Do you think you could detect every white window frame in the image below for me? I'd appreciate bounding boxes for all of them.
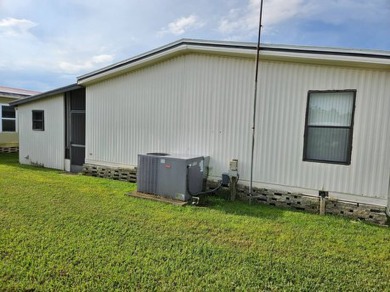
[0,103,17,133]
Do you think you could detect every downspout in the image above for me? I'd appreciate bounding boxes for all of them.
[249,0,265,203]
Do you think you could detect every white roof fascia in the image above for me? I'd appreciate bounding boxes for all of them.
[261,49,390,68]
[78,44,190,85]
[10,84,82,107]
[77,39,390,85]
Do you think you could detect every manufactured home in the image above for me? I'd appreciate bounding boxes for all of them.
[11,39,390,224]
[0,86,39,153]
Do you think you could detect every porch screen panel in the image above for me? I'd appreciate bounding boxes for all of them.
[71,113,85,145]
[71,146,85,166]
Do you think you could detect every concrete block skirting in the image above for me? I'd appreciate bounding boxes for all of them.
[233,184,388,226]
[82,164,137,183]
[239,185,320,213]
[0,146,19,153]
[82,163,388,226]
[325,199,387,225]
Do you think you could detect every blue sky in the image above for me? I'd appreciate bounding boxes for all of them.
[1,0,389,92]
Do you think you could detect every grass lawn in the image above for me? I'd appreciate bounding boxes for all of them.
[1,153,389,291]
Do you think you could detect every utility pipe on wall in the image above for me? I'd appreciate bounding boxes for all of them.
[249,0,265,203]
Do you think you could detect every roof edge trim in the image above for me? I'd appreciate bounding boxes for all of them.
[77,39,390,85]
[10,84,83,106]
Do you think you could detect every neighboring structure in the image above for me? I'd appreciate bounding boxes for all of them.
[11,39,390,224]
[0,86,39,152]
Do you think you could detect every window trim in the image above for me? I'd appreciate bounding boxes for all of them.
[0,104,17,133]
[303,89,357,165]
[32,110,45,131]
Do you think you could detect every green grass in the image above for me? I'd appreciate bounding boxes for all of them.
[1,153,389,291]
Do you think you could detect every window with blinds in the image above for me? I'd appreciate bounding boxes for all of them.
[303,90,356,164]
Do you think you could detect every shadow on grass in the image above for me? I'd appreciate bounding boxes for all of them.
[0,152,58,173]
[204,193,289,220]
[205,192,389,228]
[0,153,301,222]
[0,152,19,164]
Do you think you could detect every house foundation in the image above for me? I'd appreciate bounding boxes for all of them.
[0,146,19,153]
[234,184,388,226]
[82,163,388,226]
[82,163,136,182]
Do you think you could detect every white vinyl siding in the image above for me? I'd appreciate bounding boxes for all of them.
[18,95,65,170]
[85,53,390,205]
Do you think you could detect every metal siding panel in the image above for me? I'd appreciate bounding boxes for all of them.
[86,54,390,202]
[86,54,254,178]
[18,95,65,170]
[254,61,390,200]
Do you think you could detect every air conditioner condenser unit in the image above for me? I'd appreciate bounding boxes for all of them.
[137,153,208,201]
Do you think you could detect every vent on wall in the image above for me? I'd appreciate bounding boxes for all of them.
[137,153,206,201]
